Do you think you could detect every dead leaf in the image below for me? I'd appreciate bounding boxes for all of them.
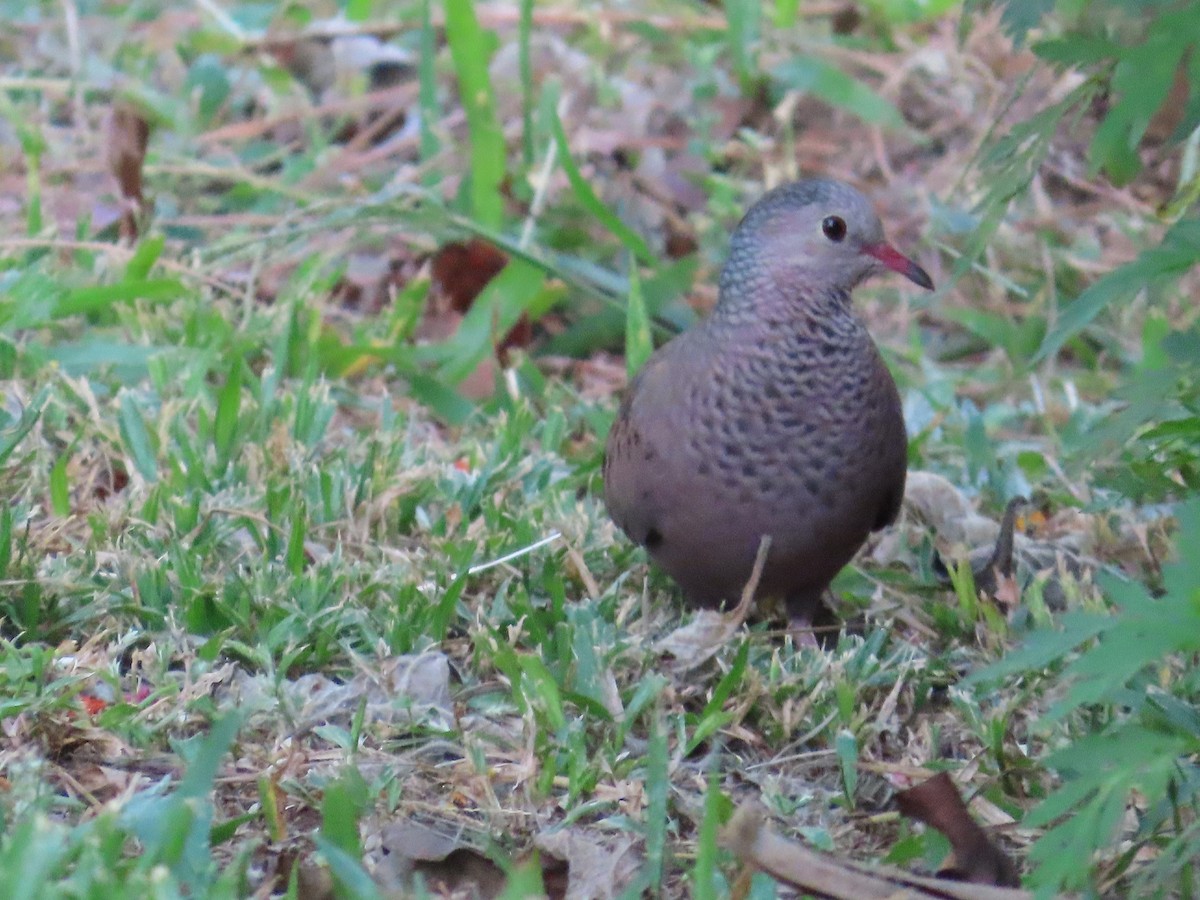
[429,238,509,316]
[376,820,507,897]
[904,470,999,547]
[225,651,453,730]
[534,827,642,899]
[102,100,150,242]
[273,24,414,101]
[895,772,1020,887]
[268,22,415,147]
[63,762,137,804]
[420,238,534,398]
[992,571,1022,609]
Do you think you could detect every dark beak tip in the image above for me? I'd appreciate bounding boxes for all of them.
[910,265,935,292]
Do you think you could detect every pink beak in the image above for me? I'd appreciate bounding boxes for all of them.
[863,243,934,290]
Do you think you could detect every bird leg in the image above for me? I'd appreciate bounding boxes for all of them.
[786,618,822,650]
[786,590,842,650]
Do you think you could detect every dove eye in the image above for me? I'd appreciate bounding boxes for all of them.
[822,216,847,242]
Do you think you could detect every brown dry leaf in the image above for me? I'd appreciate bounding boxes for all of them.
[102,100,150,242]
[903,470,999,548]
[22,705,132,769]
[375,820,507,897]
[272,26,413,101]
[429,238,509,317]
[534,828,641,900]
[554,353,627,402]
[895,772,1020,888]
[992,570,1022,610]
[654,610,740,668]
[960,497,1024,605]
[63,762,139,803]
[420,238,534,399]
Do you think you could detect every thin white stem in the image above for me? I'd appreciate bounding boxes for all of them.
[466,531,562,576]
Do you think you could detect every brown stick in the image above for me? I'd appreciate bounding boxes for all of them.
[722,802,1042,900]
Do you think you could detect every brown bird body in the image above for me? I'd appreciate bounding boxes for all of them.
[603,179,933,628]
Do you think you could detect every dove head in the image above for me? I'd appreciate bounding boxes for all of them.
[716,178,932,319]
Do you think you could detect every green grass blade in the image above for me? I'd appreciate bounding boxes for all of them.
[313,837,381,900]
[320,767,369,862]
[836,729,859,805]
[692,773,725,900]
[1035,217,1200,363]
[124,235,165,279]
[49,450,70,516]
[518,0,535,167]
[723,0,760,92]
[213,360,242,473]
[772,57,906,129]
[286,497,307,576]
[444,0,505,229]
[418,0,441,175]
[56,278,188,318]
[643,706,669,894]
[0,385,50,467]
[118,391,158,482]
[403,372,476,425]
[178,713,242,798]
[625,261,653,378]
[551,111,655,265]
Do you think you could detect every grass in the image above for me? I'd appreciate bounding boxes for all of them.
[1,0,1198,896]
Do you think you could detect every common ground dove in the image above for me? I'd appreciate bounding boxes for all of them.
[603,178,933,633]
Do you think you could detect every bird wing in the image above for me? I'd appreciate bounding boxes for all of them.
[873,476,905,531]
[603,334,705,546]
[869,351,908,531]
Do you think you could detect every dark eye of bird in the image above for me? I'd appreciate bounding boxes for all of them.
[822,216,847,242]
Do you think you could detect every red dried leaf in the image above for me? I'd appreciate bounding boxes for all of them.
[92,461,129,501]
[429,238,509,315]
[422,238,535,394]
[79,694,108,716]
